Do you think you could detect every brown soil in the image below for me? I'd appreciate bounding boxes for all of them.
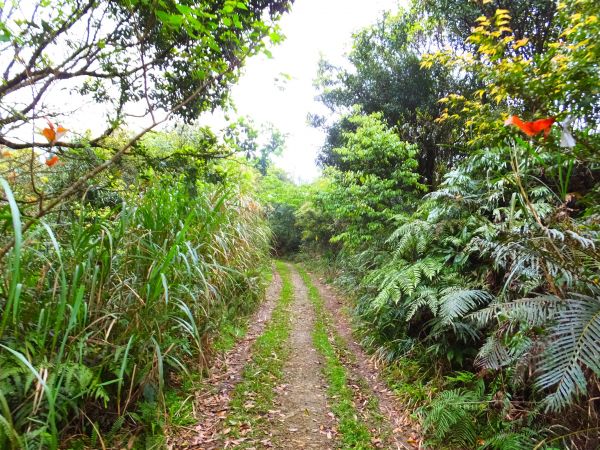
[268,264,335,449]
[306,271,423,450]
[169,269,282,449]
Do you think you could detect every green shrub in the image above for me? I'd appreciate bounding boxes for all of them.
[0,175,270,448]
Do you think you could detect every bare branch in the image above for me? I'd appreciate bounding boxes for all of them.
[0,66,232,259]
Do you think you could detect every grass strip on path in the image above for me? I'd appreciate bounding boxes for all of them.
[297,265,375,449]
[223,260,294,446]
[164,262,279,447]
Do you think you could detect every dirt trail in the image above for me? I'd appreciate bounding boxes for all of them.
[307,271,422,449]
[177,263,421,449]
[269,265,334,449]
[171,269,282,449]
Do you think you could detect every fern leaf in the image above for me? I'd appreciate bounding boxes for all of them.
[476,335,512,369]
[537,292,600,411]
[422,388,479,448]
[439,289,493,324]
[470,296,563,327]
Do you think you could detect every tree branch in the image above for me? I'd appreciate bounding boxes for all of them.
[0,69,231,260]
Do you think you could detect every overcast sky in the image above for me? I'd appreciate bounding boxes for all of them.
[211,0,405,183]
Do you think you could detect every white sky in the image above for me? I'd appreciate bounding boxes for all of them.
[209,0,404,183]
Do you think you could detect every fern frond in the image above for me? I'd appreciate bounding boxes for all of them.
[470,296,563,327]
[481,428,540,450]
[439,289,493,325]
[537,292,600,411]
[565,230,596,250]
[476,335,512,370]
[422,388,480,448]
[406,287,440,320]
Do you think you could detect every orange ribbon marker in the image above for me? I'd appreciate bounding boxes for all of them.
[41,120,68,144]
[45,155,59,167]
[504,115,556,137]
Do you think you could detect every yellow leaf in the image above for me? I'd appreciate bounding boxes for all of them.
[575,38,591,48]
[495,10,511,20]
[513,38,529,49]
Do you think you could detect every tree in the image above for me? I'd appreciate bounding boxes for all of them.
[422,2,600,153]
[225,117,285,175]
[314,11,458,187]
[314,0,565,187]
[0,0,292,257]
[413,0,559,57]
[313,111,425,249]
[0,0,292,133]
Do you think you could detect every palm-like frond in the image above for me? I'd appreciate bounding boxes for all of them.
[476,335,513,370]
[469,290,600,411]
[537,291,600,411]
[470,296,564,327]
[439,288,493,325]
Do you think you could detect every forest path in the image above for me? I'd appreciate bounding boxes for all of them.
[176,262,421,449]
[268,265,335,449]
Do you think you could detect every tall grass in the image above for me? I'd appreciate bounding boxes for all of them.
[0,176,270,448]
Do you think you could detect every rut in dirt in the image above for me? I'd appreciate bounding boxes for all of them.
[170,268,282,449]
[307,271,421,449]
[175,263,420,449]
[269,264,334,449]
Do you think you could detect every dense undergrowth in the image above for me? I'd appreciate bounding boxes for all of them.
[0,171,271,448]
[267,0,600,448]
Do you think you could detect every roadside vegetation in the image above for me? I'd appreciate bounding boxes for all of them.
[267,0,600,448]
[0,1,292,447]
[0,149,274,448]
